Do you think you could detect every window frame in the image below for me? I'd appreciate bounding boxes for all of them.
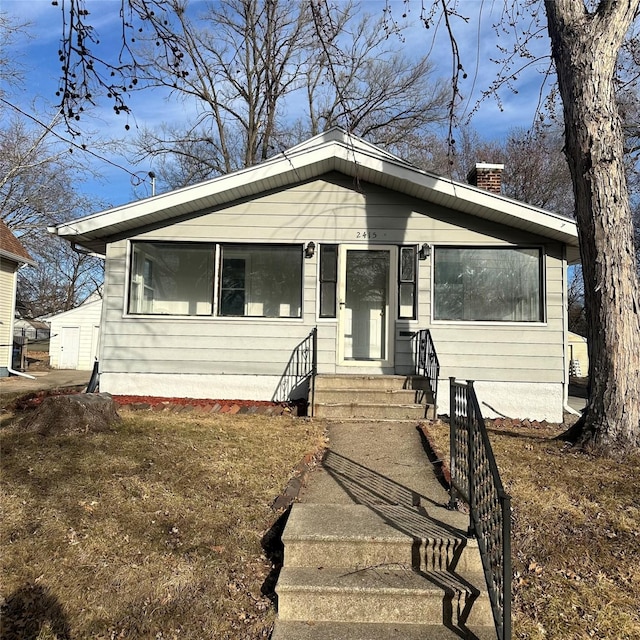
[129,248,156,314]
[217,243,304,319]
[127,241,216,317]
[398,245,417,320]
[431,244,546,325]
[318,243,338,319]
[125,240,305,320]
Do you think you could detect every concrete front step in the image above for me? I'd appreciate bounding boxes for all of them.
[271,620,498,640]
[283,504,482,573]
[315,374,430,392]
[276,566,493,627]
[314,402,427,420]
[315,388,421,405]
[314,375,435,420]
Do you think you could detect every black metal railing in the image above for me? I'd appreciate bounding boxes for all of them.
[449,378,512,640]
[273,328,318,413]
[414,329,440,406]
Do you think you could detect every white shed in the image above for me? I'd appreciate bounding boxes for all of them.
[49,299,102,370]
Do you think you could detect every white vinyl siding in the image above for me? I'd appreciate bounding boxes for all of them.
[49,300,102,371]
[0,261,18,373]
[99,173,567,388]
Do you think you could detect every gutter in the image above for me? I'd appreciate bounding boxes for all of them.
[46,227,106,259]
[70,242,105,260]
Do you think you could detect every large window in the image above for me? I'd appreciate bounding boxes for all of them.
[129,242,214,315]
[218,245,302,317]
[128,242,302,318]
[434,246,543,322]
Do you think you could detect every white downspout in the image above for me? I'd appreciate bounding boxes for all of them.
[7,366,35,380]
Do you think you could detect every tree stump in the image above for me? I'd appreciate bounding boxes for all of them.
[19,393,121,436]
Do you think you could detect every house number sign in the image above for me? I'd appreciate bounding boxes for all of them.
[355,231,378,239]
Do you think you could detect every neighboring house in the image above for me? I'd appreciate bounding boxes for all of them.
[51,129,580,421]
[0,220,36,377]
[13,318,51,342]
[48,298,102,371]
[568,331,589,378]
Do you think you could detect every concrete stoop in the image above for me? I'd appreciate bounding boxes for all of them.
[273,503,497,640]
[313,375,435,421]
[271,621,498,640]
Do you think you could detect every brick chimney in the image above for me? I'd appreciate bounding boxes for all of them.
[467,163,504,195]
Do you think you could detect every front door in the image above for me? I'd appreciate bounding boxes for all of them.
[338,245,396,367]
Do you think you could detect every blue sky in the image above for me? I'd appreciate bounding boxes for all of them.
[2,0,554,213]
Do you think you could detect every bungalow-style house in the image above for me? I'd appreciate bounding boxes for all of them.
[50,129,579,421]
[0,220,36,377]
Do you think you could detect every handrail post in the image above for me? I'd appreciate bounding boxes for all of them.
[310,327,317,417]
[502,493,512,640]
[448,376,457,510]
[466,380,476,537]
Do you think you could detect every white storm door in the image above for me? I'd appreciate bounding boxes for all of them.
[60,326,80,369]
[338,246,395,367]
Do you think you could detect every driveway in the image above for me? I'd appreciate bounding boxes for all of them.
[0,369,91,396]
[567,395,587,413]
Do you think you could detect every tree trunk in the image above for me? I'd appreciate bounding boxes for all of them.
[545,0,640,454]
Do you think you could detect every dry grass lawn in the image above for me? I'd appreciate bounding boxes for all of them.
[425,419,640,640]
[1,406,326,640]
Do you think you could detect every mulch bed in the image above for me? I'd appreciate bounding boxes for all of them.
[114,395,300,416]
[6,389,304,416]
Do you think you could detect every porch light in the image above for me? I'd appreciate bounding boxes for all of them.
[418,243,431,260]
[305,241,316,258]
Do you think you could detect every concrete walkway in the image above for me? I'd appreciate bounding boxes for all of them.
[300,420,452,511]
[0,369,91,398]
[567,395,587,413]
[273,420,497,640]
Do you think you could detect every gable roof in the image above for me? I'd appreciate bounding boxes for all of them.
[0,219,35,267]
[50,128,579,256]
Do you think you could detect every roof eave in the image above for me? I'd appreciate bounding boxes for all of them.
[52,135,579,249]
[0,248,37,267]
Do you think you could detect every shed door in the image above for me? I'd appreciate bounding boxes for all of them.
[338,246,395,367]
[60,326,80,369]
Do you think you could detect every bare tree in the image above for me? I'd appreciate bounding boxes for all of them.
[567,266,587,337]
[17,237,103,317]
[542,0,640,452]
[385,0,639,454]
[0,115,103,316]
[129,0,312,179]
[0,14,28,94]
[0,117,78,238]
[304,3,448,148]
[130,0,448,187]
